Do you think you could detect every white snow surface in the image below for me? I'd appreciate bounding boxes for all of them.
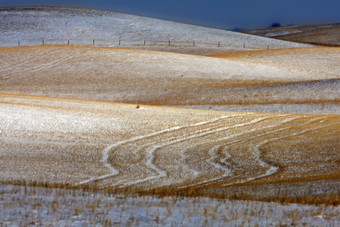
[0,6,312,49]
[1,185,339,226]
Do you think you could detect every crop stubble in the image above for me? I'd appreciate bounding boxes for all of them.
[0,94,339,204]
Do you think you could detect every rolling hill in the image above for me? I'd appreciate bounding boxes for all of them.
[0,6,312,54]
[243,23,340,46]
[1,93,339,204]
[0,46,339,114]
[0,5,339,225]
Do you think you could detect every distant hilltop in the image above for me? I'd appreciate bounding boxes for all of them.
[243,23,340,46]
[0,6,311,50]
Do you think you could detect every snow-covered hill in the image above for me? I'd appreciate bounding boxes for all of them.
[0,6,312,50]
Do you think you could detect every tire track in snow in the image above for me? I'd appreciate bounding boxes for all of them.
[95,114,259,188]
[0,48,52,76]
[76,114,240,186]
[177,116,300,189]
[178,115,325,189]
[114,116,270,189]
[77,114,331,191]
[197,145,233,183]
[219,117,331,187]
[24,49,77,74]
[78,113,283,187]
[81,114,279,188]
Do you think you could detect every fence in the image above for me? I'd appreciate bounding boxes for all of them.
[0,39,273,50]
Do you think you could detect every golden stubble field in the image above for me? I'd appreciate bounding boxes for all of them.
[0,42,339,226]
[1,93,339,204]
[0,46,339,114]
[0,7,339,224]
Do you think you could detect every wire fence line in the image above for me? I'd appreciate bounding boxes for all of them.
[0,38,272,50]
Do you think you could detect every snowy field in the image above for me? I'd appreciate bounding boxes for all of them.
[0,6,312,53]
[1,94,339,202]
[1,46,339,114]
[1,185,339,226]
[171,103,340,114]
[0,5,339,226]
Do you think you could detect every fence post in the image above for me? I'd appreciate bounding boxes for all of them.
[42,39,44,46]
[168,40,170,46]
[18,41,20,47]
[218,42,220,47]
[243,43,245,48]
[144,40,146,45]
[119,40,121,45]
[93,40,95,46]
[68,40,70,46]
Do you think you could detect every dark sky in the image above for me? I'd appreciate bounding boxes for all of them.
[1,0,340,29]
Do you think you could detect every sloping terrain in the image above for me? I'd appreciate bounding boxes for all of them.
[243,23,340,46]
[0,6,312,54]
[0,46,339,114]
[210,47,340,73]
[1,94,339,204]
[1,5,339,225]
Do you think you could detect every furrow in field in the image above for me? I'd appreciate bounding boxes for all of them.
[21,49,77,75]
[81,115,293,189]
[76,114,240,186]
[177,116,325,189]
[0,49,51,76]
[1,94,339,202]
